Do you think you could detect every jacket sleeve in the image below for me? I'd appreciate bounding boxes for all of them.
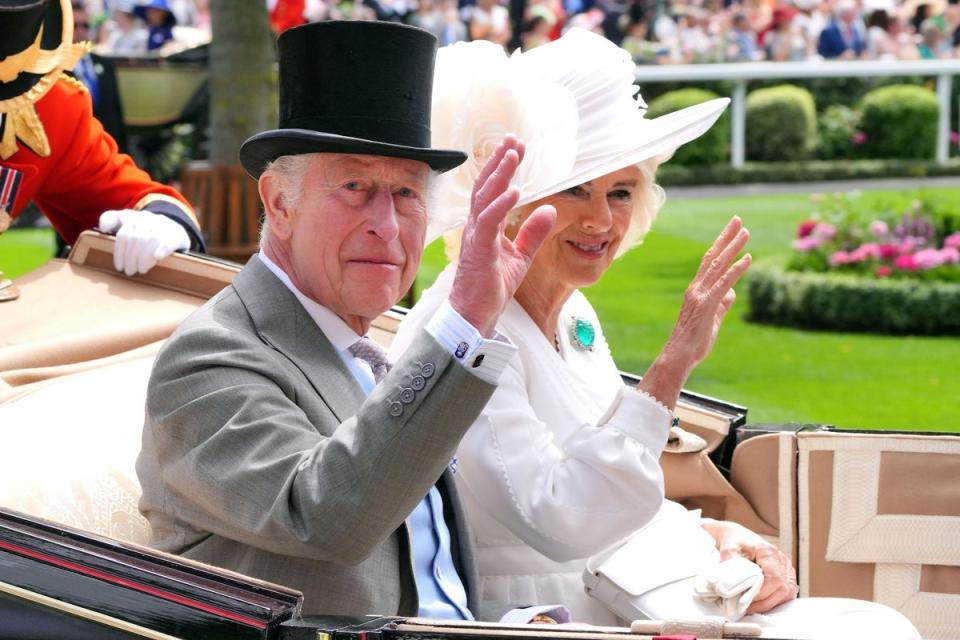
[454,354,671,563]
[32,80,205,250]
[140,324,495,564]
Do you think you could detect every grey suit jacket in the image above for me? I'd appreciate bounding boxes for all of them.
[137,256,496,616]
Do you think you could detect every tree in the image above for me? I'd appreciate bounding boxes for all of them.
[209,0,276,166]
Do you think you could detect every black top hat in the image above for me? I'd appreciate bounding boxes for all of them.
[239,21,467,178]
[0,0,69,102]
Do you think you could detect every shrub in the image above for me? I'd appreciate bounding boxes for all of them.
[858,85,938,160]
[747,259,960,335]
[745,84,817,162]
[647,88,730,166]
[817,105,860,161]
[655,158,960,187]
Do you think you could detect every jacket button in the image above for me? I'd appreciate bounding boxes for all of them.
[421,362,435,378]
[388,401,403,417]
[411,375,425,391]
[399,387,415,404]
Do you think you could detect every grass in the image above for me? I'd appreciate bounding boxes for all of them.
[417,188,960,432]
[0,229,56,279]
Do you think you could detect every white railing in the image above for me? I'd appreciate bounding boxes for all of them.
[636,59,960,167]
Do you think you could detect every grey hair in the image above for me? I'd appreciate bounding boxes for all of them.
[259,154,315,249]
[442,155,666,262]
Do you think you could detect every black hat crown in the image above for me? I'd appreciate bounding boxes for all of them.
[239,21,466,178]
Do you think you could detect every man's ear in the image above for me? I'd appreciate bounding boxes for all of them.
[259,173,293,241]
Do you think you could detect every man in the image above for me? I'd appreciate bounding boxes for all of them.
[71,0,129,151]
[817,0,864,59]
[1,0,204,276]
[137,20,557,619]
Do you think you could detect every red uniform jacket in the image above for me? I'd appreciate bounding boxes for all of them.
[2,79,204,250]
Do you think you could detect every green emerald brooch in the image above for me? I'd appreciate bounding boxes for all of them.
[569,317,596,351]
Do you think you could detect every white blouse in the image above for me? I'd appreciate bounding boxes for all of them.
[391,265,672,623]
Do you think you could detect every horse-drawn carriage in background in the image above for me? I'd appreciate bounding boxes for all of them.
[0,233,957,639]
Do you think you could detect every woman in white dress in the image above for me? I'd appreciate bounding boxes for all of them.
[393,29,920,640]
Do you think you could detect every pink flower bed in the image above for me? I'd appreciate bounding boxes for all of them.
[788,194,960,282]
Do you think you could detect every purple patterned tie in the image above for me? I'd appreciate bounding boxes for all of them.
[348,336,391,384]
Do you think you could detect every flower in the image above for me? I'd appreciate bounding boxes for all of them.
[894,254,919,271]
[939,247,959,264]
[879,244,899,259]
[869,220,888,239]
[875,265,891,278]
[796,219,818,238]
[945,233,960,250]
[913,248,944,270]
[813,222,836,239]
[792,235,824,252]
[849,243,880,262]
[851,131,867,146]
[951,130,960,146]
[829,250,851,266]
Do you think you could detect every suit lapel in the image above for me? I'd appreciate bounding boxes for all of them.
[232,255,367,424]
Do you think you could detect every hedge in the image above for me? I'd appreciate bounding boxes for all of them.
[647,88,730,166]
[656,158,960,187]
[746,259,960,335]
[745,85,817,162]
[858,85,938,160]
[816,104,860,161]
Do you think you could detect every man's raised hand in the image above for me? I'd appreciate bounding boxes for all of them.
[449,135,556,336]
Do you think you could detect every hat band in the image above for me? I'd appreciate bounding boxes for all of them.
[0,27,44,83]
[282,114,432,150]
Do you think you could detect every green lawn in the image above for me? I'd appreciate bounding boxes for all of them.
[417,188,960,432]
[0,228,57,279]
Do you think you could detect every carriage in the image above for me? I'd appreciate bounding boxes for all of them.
[0,233,957,639]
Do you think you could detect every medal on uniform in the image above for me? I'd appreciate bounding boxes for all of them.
[0,165,24,233]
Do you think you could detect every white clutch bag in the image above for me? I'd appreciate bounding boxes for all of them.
[583,502,761,622]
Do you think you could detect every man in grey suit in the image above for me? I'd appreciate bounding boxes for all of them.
[137,20,558,619]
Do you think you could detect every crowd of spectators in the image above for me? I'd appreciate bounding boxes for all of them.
[75,0,211,56]
[77,0,959,62]
[269,0,960,63]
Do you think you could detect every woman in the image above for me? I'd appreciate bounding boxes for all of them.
[393,30,921,639]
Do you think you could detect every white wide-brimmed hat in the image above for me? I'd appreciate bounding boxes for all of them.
[427,28,729,243]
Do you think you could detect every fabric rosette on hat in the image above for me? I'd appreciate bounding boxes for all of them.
[428,28,729,255]
[427,39,579,243]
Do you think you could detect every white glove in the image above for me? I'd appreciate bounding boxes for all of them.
[693,556,764,621]
[98,209,191,275]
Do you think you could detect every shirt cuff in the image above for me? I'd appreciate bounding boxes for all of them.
[425,300,516,385]
[498,604,572,625]
[601,387,673,455]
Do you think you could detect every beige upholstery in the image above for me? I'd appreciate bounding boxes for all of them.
[798,431,960,640]
[0,232,237,404]
[0,356,155,544]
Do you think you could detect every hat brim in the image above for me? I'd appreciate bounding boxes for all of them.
[517,97,730,206]
[239,130,468,179]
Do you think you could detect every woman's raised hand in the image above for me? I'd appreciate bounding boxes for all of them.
[639,216,750,409]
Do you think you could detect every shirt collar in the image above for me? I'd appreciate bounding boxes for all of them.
[258,250,361,353]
